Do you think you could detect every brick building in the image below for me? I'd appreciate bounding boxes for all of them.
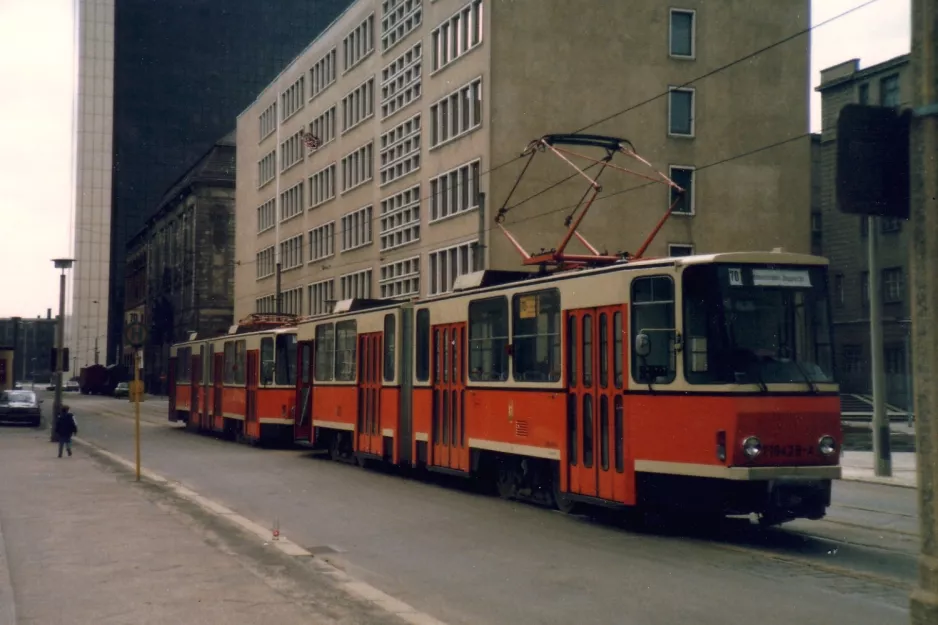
[815,55,912,409]
[124,134,237,394]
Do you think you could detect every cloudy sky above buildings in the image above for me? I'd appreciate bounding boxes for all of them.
[0,0,912,318]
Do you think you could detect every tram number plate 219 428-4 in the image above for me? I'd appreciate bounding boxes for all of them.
[763,444,814,458]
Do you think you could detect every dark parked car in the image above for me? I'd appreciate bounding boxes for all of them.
[0,390,42,427]
[113,382,129,398]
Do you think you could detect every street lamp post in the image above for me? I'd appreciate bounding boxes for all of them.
[51,258,74,441]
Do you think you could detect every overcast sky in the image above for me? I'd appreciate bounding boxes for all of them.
[0,0,912,318]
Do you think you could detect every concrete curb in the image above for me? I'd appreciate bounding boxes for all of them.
[72,436,448,625]
[841,474,918,489]
[0,515,18,625]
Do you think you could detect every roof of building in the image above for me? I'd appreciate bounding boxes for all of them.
[126,132,236,251]
[816,54,910,93]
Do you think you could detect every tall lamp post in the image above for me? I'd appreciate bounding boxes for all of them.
[51,258,74,440]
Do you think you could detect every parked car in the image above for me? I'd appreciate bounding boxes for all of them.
[45,382,56,391]
[113,382,129,398]
[64,381,80,392]
[0,390,42,427]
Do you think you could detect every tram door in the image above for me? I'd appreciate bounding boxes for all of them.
[202,346,213,430]
[295,340,314,443]
[431,323,468,471]
[213,352,224,431]
[190,353,202,428]
[245,350,259,439]
[356,333,383,456]
[565,306,632,504]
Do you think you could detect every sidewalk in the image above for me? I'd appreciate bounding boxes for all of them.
[840,450,918,488]
[0,429,330,625]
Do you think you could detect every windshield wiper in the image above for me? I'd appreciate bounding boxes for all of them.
[790,359,818,394]
[747,365,768,393]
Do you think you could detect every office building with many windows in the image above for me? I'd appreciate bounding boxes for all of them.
[235,0,811,320]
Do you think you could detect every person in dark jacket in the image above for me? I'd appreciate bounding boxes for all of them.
[55,405,78,458]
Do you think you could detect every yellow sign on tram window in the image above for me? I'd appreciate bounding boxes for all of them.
[518,295,538,319]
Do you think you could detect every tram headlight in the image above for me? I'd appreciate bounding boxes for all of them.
[818,435,837,456]
[742,436,762,460]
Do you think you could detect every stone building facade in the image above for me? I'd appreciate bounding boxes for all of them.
[123,134,237,394]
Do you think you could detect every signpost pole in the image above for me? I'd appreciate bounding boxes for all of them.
[134,348,141,482]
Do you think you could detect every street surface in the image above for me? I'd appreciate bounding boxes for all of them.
[20,392,922,625]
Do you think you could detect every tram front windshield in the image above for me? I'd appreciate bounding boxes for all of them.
[682,264,834,386]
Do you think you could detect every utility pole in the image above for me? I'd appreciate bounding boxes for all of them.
[50,259,74,440]
[868,216,891,476]
[910,0,938,622]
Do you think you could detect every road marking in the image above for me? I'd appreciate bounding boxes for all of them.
[72,436,449,625]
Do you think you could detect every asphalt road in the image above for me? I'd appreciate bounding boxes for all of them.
[20,392,920,625]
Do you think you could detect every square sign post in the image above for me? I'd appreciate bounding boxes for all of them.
[124,321,148,481]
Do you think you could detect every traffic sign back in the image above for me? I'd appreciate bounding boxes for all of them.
[125,322,148,348]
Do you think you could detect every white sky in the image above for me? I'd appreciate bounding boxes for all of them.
[0,0,912,318]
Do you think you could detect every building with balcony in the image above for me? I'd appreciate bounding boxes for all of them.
[234,0,812,319]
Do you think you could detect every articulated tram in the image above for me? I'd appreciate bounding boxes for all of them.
[169,250,842,525]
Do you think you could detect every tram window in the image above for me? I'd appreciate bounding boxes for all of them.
[416,309,430,382]
[599,313,609,388]
[468,296,509,381]
[275,333,297,385]
[614,312,623,388]
[511,289,561,382]
[315,324,335,381]
[583,394,594,469]
[384,314,396,382]
[567,394,577,466]
[260,338,274,384]
[300,343,311,384]
[600,395,609,471]
[177,348,190,383]
[631,276,676,384]
[234,340,246,385]
[335,320,357,381]
[614,395,624,473]
[223,341,235,384]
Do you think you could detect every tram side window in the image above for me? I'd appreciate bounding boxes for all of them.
[234,340,247,385]
[176,347,190,383]
[223,341,235,384]
[275,333,297,385]
[384,314,396,382]
[415,309,430,382]
[335,320,357,381]
[468,296,509,382]
[315,324,335,381]
[260,338,274,384]
[512,289,561,382]
[630,276,676,384]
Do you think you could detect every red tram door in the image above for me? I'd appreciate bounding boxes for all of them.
[565,307,632,504]
[202,351,211,429]
[245,350,259,439]
[213,353,224,431]
[431,323,468,471]
[356,333,383,456]
[295,340,314,442]
[190,354,201,428]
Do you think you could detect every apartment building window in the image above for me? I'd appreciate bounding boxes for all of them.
[282,287,303,315]
[380,256,420,298]
[668,244,694,257]
[309,48,337,100]
[259,102,277,141]
[858,83,870,105]
[669,9,695,58]
[841,345,863,373]
[431,0,483,73]
[428,240,478,295]
[340,269,373,299]
[380,184,420,251]
[880,74,900,107]
[429,77,482,148]
[430,159,479,222]
[256,294,276,313]
[341,205,374,252]
[308,221,335,262]
[309,163,337,207]
[257,151,277,188]
[308,279,335,316]
[309,106,336,150]
[342,77,376,133]
[380,113,421,185]
[834,273,844,307]
[281,75,306,121]
[280,129,305,172]
[381,41,422,120]
[256,246,275,280]
[280,180,304,222]
[669,166,695,215]
[883,267,904,303]
[381,0,422,53]
[280,234,304,271]
[343,13,375,72]
[257,198,276,233]
[668,87,695,137]
[341,142,374,192]
[881,217,902,233]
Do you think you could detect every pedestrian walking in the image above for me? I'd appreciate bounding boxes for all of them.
[55,404,78,458]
